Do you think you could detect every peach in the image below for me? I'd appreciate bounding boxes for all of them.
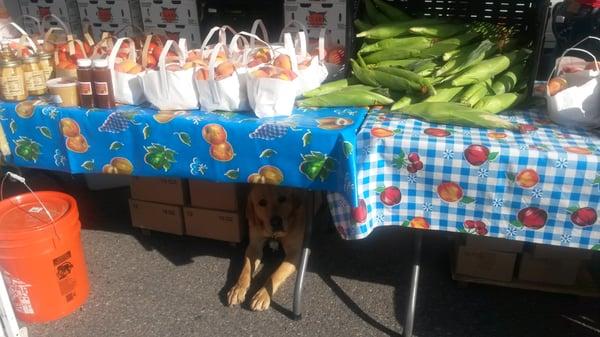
[60,118,80,137]
[110,157,133,175]
[258,165,284,185]
[209,142,234,162]
[547,77,567,96]
[66,134,89,153]
[274,54,292,70]
[182,62,195,70]
[516,168,539,189]
[115,59,137,73]
[102,164,118,174]
[252,69,269,78]
[437,182,463,203]
[129,64,143,74]
[202,124,227,145]
[215,61,235,80]
[410,217,430,229]
[195,68,209,81]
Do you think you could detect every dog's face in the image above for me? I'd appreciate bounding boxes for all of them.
[247,185,303,238]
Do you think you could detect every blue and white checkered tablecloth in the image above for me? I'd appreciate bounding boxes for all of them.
[328,107,600,251]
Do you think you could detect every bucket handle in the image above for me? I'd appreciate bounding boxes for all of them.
[1,172,55,222]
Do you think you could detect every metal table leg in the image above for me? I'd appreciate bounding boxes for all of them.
[403,230,423,337]
[292,192,314,320]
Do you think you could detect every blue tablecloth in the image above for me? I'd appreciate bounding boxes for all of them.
[328,107,600,250]
[0,99,367,194]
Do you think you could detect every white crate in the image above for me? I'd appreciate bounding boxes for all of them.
[77,0,143,40]
[19,0,82,35]
[143,23,202,49]
[139,0,199,26]
[284,1,347,47]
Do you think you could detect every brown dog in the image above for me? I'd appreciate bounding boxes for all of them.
[227,185,305,311]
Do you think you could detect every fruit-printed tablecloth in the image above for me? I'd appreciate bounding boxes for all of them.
[0,99,367,194]
[328,107,600,250]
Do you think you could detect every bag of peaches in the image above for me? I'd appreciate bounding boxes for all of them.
[246,39,299,118]
[108,37,146,105]
[285,28,328,95]
[140,40,198,110]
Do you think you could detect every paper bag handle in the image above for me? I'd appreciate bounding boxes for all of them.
[250,19,270,49]
[158,40,185,97]
[546,47,598,95]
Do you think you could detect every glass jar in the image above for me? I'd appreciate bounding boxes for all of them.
[0,50,27,101]
[38,51,54,81]
[22,55,47,96]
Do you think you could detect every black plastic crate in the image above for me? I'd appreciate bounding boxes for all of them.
[353,0,552,95]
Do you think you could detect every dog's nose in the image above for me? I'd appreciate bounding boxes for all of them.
[270,216,283,231]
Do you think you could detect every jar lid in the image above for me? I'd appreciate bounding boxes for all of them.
[0,58,20,67]
[22,55,40,63]
[77,58,92,67]
[92,58,108,68]
[38,51,52,60]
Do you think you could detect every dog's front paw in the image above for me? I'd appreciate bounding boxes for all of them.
[227,284,248,307]
[250,288,271,311]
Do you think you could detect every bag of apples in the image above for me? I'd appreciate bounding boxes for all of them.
[140,40,198,110]
[108,37,146,105]
[246,44,299,118]
[195,42,248,112]
[546,37,600,129]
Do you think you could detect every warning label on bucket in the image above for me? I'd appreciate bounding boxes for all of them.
[53,251,77,300]
[2,271,34,314]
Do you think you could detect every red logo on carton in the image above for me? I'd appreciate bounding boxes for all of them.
[37,6,51,18]
[165,31,180,40]
[161,8,178,23]
[307,11,327,27]
[97,8,112,22]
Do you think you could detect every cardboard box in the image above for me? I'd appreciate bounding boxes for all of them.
[142,23,201,48]
[188,180,240,212]
[284,1,348,47]
[129,199,184,235]
[518,253,582,286]
[184,207,246,243]
[139,0,199,26]
[130,177,187,206]
[532,243,593,260]
[77,0,143,40]
[454,245,517,282]
[19,0,82,35]
[465,235,524,253]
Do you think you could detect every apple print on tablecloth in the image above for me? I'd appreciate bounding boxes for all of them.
[352,199,367,223]
[518,124,538,134]
[375,186,401,207]
[457,220,488,236]
[511,207,548,230]
[401,217,430,229]
[464,144,498,166]
[437,182,475,204]
[393,150,424,174]
[506,168,540,189]
[423,128,451,138]
[567,206,597,227]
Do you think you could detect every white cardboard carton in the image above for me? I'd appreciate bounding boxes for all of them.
[19,0,82,35]
[139,0,199,26]
[77,0,143,40]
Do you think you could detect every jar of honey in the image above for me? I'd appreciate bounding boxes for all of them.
[22,55,47,96]
[0,46,27,101]
[38,51,54,81]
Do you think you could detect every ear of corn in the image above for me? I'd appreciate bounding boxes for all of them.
[459,80,492,106]
[303,79,350,97]
[371,69,423,92]
[296,89,393,107]
[359,37,434,54]
[491,63,526,95]
[400,102,514,129]
[411,60,438,76]
[372,0,411,21]
[373,59,422,68]
[438,40,496,78]
[409,24,466,38]
[354,19,373,32]
[377,66,435,95]
[391,96,414,110]
[351,59,381,87]
[357,18,444,39]
[363,48,420,64]
[424,87,464,102]
[364,0,391,24]
[474,93,525,113]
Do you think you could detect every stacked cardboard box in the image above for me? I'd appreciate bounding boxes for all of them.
[138,0,201,48]
[77,0,144,40]
[19,0,82,35]
[454,236,524,282]
[517,244,592,286]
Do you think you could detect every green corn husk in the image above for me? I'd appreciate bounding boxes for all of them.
[356,18,444,40]
[474,93,525,114]
[296,89,393,107]
[372,0,411,21]
[365,0,390,24]
[491,63,527,95]
[442,42,479,61]
[371,69,424,93]
[411,60,438,77]
[354,19,373,32]
[377,66,435,95]
[363,48,420,64]
[400,102,514,129]
[351,59,380,87]
[465,85,491,107]
[409,24,466,38]
[451,49,525,87]
[373,59,422,68]
[304,83,379,98]
[437,40,496,78]
[423,87,464,103]
[420,31,481,58]
[459,80,492,106]
[391,96,414,110]
[303,79,350,97]
[359,37,434,54]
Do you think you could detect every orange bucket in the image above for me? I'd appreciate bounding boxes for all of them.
[0,191,89,323]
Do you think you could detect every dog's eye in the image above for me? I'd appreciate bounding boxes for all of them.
[258,199,267,207]
[278,196,287,203]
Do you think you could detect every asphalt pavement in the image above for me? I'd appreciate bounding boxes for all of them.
[5,172,599,337]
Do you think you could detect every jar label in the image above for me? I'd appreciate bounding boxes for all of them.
[95,81,109,95]
[42,68,53,80]
[24,70,46,90]
[79,81,92,95]
[0,74,26,97]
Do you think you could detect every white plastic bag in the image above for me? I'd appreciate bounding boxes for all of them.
[294,29,328,94]
[546,38,600,129]
[195,42,249,112]
[108,37,146,105]
[141,40,198,110]
[555,37,600,87]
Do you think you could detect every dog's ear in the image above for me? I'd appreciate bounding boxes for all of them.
[289,190,306,220]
